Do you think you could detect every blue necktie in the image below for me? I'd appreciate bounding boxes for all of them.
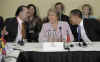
[77,25,81,41]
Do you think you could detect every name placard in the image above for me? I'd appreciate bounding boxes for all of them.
[42,42,64,51]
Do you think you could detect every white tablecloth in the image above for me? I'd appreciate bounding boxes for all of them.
[0,55,2,62]
[5,42,100,62]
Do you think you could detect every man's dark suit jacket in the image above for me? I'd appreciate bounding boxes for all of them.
[71,19,100,41]
[25,16,42,42]
[59,14,69,23]
[5,17,42,42]
[4,17,18,42]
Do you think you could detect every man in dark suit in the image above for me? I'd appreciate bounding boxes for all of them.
[55,2,69,23]
[70,9,100,42]
[4,5,29,42]
[43,2,69,24]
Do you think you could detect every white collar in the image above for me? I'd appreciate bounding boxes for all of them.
[79,19,83,26]
[17,17,23,24]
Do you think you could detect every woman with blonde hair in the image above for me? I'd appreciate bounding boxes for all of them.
[39,8,74,42]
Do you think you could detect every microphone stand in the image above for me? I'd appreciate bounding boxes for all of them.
[48,30,51,42]
[59,12,62,21]
[59,26,62,42]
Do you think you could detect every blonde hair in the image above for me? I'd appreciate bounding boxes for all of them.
[47,8,59,17]
[82,4,93,15]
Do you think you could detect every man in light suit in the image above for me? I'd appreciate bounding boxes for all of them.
[70,9,100,42]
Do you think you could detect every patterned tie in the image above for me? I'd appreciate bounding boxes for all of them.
[22,23,26,39]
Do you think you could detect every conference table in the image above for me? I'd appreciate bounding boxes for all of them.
[5,42,100,62]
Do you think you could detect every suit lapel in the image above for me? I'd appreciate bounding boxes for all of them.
[83,19,90,39]
[13,17,18,37]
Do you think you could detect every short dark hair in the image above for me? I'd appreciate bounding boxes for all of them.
[15,5,27,16]
[70,9,82,19]
[27,4,37,17]
[55,2,65,12]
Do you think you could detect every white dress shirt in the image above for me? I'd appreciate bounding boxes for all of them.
[16,17,23,42]
[78,20,91,42]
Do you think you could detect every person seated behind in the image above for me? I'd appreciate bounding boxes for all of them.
[4,5,29,42]
[81,4,96,19]
[39,8,74,42]
[70,9,100,42]
[43,2,69,23]
[55,2,69,22]
[25,4,42,42]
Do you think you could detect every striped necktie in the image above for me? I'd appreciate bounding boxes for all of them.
[22,23,26,39]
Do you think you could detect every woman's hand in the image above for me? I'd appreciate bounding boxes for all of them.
[1,27,8,36]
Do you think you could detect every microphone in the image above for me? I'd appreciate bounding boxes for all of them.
[59,26,62,42]
[58,11,62,21]
[13,48,22,51]
[59,26,62,30]
[59,13,62,21]
[48,30,51,42]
